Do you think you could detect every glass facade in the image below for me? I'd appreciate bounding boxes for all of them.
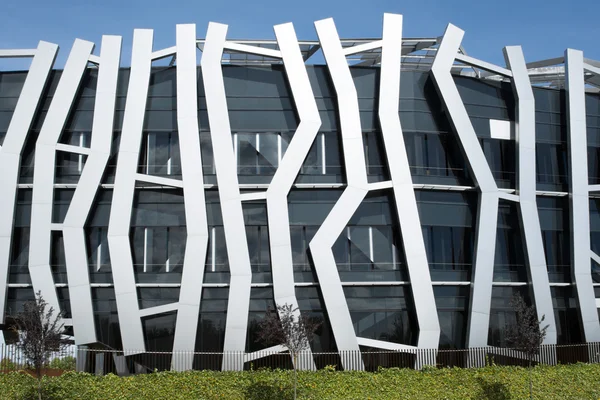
[0,57,598,366]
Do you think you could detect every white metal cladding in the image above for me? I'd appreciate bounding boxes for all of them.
[201,22,253,371]
[107,29,154,354]
[267,22,319,371]
[431,24,558,348]
[378,13,440,353]
[2,14,600,371]
[30,39,94,323]
[504,46,557,345]
[566,49,600,342]
[431,24,501,348]
[0,41,57,324]
[62,35,122,345]
[311,17,369,370]
[171,23,210,371]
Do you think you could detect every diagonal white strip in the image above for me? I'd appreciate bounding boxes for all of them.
[135,173,183,188]
[262,22,321,371]
[171,23,210,372]
[0,41,57,324]
[107,29,154,354]
[455,53,513,77]
[310,17,369,371]
[356,337,417,352]
[584,63,600,76]
[504,45,557,345]
[431,24,500,348]
[62,35,122,345]
[201,22,252,371]
[30,39,94,324]
[342,40,383,56]
[565,49,600,342]
[224,42,282,58]
[55,143,91,155]
[379,13,440,351]
[0,49,36,57]
[139,302,179,317]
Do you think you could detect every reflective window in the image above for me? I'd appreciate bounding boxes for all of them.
[552,287,583,345]
[246,288,276,352]
[363,131,388,182]
[56,131,90,183]
[343,286,417,346]
[404,133,468,182]
[296,286,337,353]
[481,138,515,188]
[139,132,181,178]
[333,194,407,282]
[422,226,473,281]
[243,203,271,283]
[433,286,469,349]
[536,142,568,187]
[142,312,176,353]
[130,190,186,284]
[9,227,30,284]
[137,288,180,309]
[294,132,345,184]
[92,287,122,350]
[85,227,112,283]
[488,286,530,346]
[195,288,228,355]
[5,287,35,316]
[494,201,526,282]
[50,232,67,284]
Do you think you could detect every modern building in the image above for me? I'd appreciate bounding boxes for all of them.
[0,13,599,371]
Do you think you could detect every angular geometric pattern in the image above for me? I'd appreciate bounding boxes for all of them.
[0,13,599,372]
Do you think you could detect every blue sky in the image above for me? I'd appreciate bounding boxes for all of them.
[0,0,598,69]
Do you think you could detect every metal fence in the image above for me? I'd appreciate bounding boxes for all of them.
[2,342,600,376]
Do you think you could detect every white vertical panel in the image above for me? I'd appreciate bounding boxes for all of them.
[311,18,367,370]
[265,22,320,371]
[0,41,57,323]
[107,29,154,354]
[504,46,557,345]
[430,24,499,348]
[171,24,210,371]
[62,35,122,345]
[565,49,600,342]
[29,39,93,320]
[378,13,440,351]
[201,22,252,371]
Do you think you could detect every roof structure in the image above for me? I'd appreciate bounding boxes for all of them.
[195,38,600,92]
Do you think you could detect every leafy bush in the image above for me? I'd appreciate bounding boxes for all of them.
[0,357,17,371]
[48,356,76,371]
[1,363,600,399]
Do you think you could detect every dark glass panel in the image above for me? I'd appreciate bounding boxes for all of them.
[296,286,337,353]
[552,287,584,345]
[9,227,30,283]
[246,288,276,352]
[433,286,469,349]
[137,288,180,309]
[488,286,530,346]
[343,286,417,346]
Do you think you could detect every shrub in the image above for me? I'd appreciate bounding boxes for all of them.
[48,356,76,371]
[0,363,599,399]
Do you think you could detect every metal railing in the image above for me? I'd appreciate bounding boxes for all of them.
[1,342,600,376]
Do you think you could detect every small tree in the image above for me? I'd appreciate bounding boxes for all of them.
[504,293,548,400]
[11,291,69,400]
[256,303,321,400]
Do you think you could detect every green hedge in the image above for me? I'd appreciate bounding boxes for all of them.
[1,363,600,399]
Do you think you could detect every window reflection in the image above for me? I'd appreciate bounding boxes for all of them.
[343,286,417,346]
[139,132,181,178]
[433,286,469,349]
